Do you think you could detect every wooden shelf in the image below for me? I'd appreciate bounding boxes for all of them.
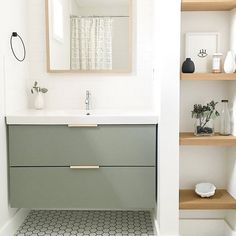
[181,0,236,11]
[180,132,236,146]
[181,73,236,81]
[180,189,236,209]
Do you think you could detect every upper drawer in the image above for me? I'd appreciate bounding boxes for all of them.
[8,125,156,166]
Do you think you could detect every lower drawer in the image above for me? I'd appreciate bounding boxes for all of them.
[10,167,155,209]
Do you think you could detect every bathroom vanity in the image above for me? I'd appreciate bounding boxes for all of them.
[7,110,158,209]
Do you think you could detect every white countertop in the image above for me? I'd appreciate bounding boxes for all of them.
[6,109,158,125]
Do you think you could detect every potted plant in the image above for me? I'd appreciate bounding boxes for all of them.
[191,100,220,136]
[31,81,48,110]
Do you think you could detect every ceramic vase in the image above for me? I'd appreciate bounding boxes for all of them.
[224,51,236,73]
[182,58,195,73]
[34,92,44,110]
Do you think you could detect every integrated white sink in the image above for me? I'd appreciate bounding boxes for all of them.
[6,109,158,125]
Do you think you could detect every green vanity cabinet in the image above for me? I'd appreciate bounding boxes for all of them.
[8,125,157,209]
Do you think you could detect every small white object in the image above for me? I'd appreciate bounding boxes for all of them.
[224,51,236,73]
[195,183,216,198]
[34,92,44,110]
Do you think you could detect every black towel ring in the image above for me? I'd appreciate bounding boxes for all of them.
[10,32,26,62]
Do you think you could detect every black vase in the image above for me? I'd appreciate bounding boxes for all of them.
[182,58,195,73]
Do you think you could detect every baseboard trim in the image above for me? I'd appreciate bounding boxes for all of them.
[154,218,159,235]
[153,217,180,236]
[0,209,30,236]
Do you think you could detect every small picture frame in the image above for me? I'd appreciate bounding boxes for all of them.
[185,32,220,73]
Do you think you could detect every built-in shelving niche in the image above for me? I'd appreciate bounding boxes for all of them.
[180,1,236,234]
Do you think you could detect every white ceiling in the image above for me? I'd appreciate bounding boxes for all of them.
[76,0,129,7]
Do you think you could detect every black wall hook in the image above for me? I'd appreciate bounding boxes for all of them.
[10,32,26,62]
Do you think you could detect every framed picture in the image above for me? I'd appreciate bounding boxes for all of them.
[185,32,220,73]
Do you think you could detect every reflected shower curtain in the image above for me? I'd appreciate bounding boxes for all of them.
[71,17,113,70]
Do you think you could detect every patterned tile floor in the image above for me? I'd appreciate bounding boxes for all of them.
[15,210,155,236]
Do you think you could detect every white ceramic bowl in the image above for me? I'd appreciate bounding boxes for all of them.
[195,183,216,198]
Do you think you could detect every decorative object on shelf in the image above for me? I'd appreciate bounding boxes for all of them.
[10,32,26,62]
[224,51,236,73]
[191,100,220,136]
[195,183,216,198]
[182,58,195,73]
[31,81,48,110]
[212,53,223,73]
[220,100,231,136]
[185,32,220,73]
[198,49,208,58]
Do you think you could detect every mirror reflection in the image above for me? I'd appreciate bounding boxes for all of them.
[47,0,132,72]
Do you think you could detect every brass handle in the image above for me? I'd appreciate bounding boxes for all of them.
[70,166,100,169]
[68,124,98,128]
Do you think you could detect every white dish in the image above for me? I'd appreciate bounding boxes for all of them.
[195,183,216,198]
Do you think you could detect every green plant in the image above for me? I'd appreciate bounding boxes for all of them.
[31,81,48,94]
[191,100,220,134]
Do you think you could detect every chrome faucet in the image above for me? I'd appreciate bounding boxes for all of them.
[85,90,91,111]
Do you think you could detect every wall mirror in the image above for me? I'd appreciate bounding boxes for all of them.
[46,0,132,73]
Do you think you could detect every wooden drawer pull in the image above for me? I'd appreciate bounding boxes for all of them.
[70,166,100,169]
[68,124,98,128]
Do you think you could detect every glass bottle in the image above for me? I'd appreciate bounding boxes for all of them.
[220,100,231,135]
[212,53,223,73]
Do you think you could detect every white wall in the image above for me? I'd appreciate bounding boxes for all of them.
[226,210,236,231]
[180,146,228,189]
[28,0,155,111]
[155,0,180,235]
[230,8,236,52]
[1,1,29,113]
[0,0,29,233]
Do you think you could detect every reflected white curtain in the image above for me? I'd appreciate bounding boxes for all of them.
[71,17,113,70]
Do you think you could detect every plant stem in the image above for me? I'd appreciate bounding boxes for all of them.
[201,111,213,128]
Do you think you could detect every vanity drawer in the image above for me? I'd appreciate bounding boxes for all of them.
[10,167,155,209]
[8,125,156,166]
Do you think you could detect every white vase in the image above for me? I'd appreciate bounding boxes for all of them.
[34,92,44,110]
[224,51,236,73]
